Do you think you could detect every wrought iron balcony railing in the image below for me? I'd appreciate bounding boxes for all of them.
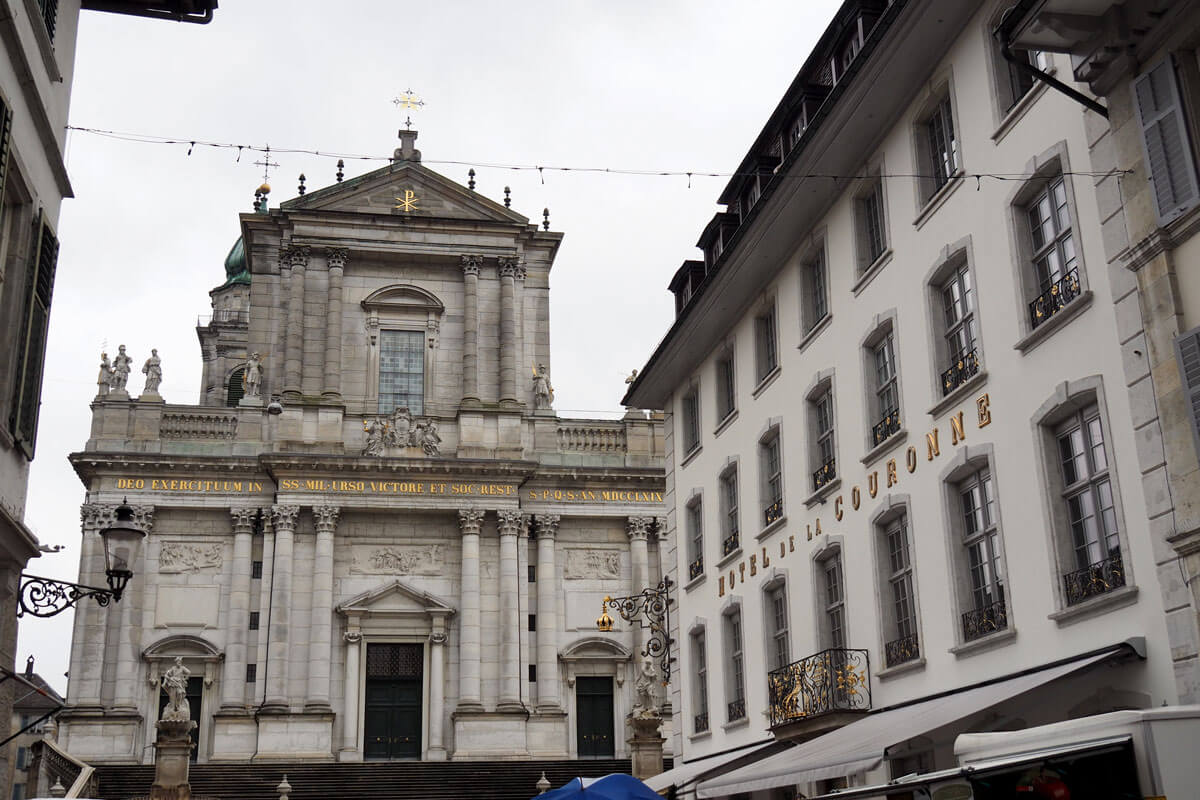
[871,408,901,448]
[940,347,981,396]
[962,598,1008,642]
[1063,552,1124,606]
[768,648,870,728]
[688,556,704,581]
[884,633,920,668]
[812,458,837,493]
[764,499,783,527]
[727,698,746,722]
[693,712,709,733]
[722,532,740,557]
[1029,268,1081,330]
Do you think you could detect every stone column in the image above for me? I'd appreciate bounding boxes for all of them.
[67,505,113,709]
[282,246,309,397]
[221,508,257,709]
[627,516,653,658]
[497,509,523,709]
[457,508,484,709]
[461,255,481,402]
[340,628,362,756]
[498,257,519,403]
[253,514,275,707]
[534,514,561,712]
[323,248,346,400]
[307,505,339,710]
[264,504,299,711]
[427,628,447,760]
[113,506,154,710]
[515,263,527,401]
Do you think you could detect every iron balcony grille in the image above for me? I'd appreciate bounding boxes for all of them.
[764,499,784,527]
[940,347,980,396]
[1029,268,1081,330]
[688,556,704,581]
[812,458,836,493]
[884,634,920,668]
[1063,552,1124,606]
[727,698,746,722]
[693,712,709,733]
[722,532,740,557]
[871,407,901,448]
[768,648,870,727]
[961,598,1008,642]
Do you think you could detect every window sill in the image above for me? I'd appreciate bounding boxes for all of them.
[752,366,782,399]
[851,249,894,297]
[861,429,908,468]
[713,409,739,438]
[20,0,62,82]
[680,443,703,470]
[688,730,713,743]
[913,171,965,232]
[721,717,750,733]
[1013,291,1093,354]
[803,477,841,510]
[756,515,788,542]
[926,369,988,419]
[876,656,926,680]
[991,69,1054,144]
[949,627,1017,659]
[798,314,833,353]
[716,547,744,571]
[684,572,707,593]
[1048,584,1139,627]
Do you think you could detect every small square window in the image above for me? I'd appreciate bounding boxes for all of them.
[246,663,257,683]
[249,611,260,630]
[528,564,536,583]
[252,560,263,579]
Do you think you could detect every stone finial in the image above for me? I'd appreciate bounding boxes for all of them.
[535,772,551,794]
[497,509,523,535]
[468,168,476,191]
[543,208,550,231]
[313,505,341,533]
[326,247,348,271]
[458,507,484,536]
[230,508,257,534]
[627,516,653,541]
[271,504,300,531]
[395,129,421,162]
[276,774,292,800]
[49,779,66,798]
[503,186,511,208]
[535,514,561,540]
[461,254,483,277]
[297,174,306,196]
[336,159,344,183]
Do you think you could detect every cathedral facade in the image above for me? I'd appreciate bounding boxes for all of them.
[57,131,666,765]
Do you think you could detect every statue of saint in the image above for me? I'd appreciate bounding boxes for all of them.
[634,655,658,716]
[419,419,441,456]
[362,418,386,456]
[160,657,191,721]
[244,353,262,399]
[97,352,111,397]
[141,349,162,394]
[110,345,133,391]
[533,364,554,409]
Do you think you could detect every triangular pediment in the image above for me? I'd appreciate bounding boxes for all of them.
[337,578,456,617]
[281,160,529,225]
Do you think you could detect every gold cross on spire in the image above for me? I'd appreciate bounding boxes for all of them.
[392,89,425,130]
[253,144,280,183]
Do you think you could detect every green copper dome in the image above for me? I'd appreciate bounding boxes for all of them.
[218,236,250,289]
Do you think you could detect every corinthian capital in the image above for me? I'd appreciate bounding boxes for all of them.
[230,507,258,534]
[132,506,155,534]
[535,514,561,540]
[460,254,483,277]
[326,247,348,270]
[271,504,300,531]
[80,504,116,532]
[654,516,668,540]
[498,257,520,279]
[282,245,310,269]
[627,516,653,541]
[458,507,484,536]
[313,505,341,533]
[497,509,523,536]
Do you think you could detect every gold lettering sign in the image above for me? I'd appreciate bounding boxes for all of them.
[115,478,266,493]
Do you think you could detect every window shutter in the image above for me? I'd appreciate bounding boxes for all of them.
[1175,326,1200,461]
[1132,58,1200,224]
[10,211,58,458]
[0,95,12,202]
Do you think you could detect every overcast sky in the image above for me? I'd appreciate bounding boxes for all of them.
[19,1,841,695]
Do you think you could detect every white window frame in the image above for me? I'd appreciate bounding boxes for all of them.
[766,581,790,671]
[719,465,740,556]
[723,605,746,722]
[715,348,736,424]
[686,496,704,581]
[755,302,779,384]
[681,383,701,456]
[690,627,710,734]
[759,425,784,529]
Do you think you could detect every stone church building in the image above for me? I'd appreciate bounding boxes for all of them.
[56,130,666,766]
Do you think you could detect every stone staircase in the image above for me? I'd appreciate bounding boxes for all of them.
[93,759,671,800]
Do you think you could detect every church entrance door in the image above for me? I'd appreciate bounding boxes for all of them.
[575,676,614,758]
[364,643,424,760]
[157,675,202,761]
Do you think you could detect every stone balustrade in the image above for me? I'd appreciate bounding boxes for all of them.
[556,421,628,453]
[160,412,239,440]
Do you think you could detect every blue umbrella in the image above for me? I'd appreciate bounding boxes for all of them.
[536,773,664,800]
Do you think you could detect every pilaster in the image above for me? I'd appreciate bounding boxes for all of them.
[220,507,257,709]
[263,504,299,711]
[67,504,115,710]
[113,505,154,710]
[497,509,523,710]
[627,516,653,659]
[338,627,362,760]
[307,505,339,710]
[534,514,561,712]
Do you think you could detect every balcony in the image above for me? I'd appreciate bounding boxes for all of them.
[763,499,783,527]
[812,458,836,493]
[1063,552,1124,606]
[768,648,870,729]
[871,408,901,448]
[1029,268,1082,329]
[884,634,920,668]
[721,532,740,557]
[688,556,704,581]
[940,348,980,396]
[726,698,746,723]
[962,598,1008,642]
[197,309,249,327]
[693,711,709,734]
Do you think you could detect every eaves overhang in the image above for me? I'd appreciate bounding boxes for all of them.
[624,0,977,410]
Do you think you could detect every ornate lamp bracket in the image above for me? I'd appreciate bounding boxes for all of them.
[597,577,675,682]
[17,574,117,618]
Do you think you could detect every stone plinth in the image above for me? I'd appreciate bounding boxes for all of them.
[627,713,664,781]
[151,718,196,800]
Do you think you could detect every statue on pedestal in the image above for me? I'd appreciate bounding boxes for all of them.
[243,353,262,399]
[160,657,191,722]
[633,655,659,717]
[533,363,554,409]
[97,352,111,397]
[142,349,163,395]
[110,345,133,393]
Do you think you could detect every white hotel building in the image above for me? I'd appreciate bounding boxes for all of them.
[625,0,1198,797]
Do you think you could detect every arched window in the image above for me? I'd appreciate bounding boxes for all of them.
[226,367,245,408]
